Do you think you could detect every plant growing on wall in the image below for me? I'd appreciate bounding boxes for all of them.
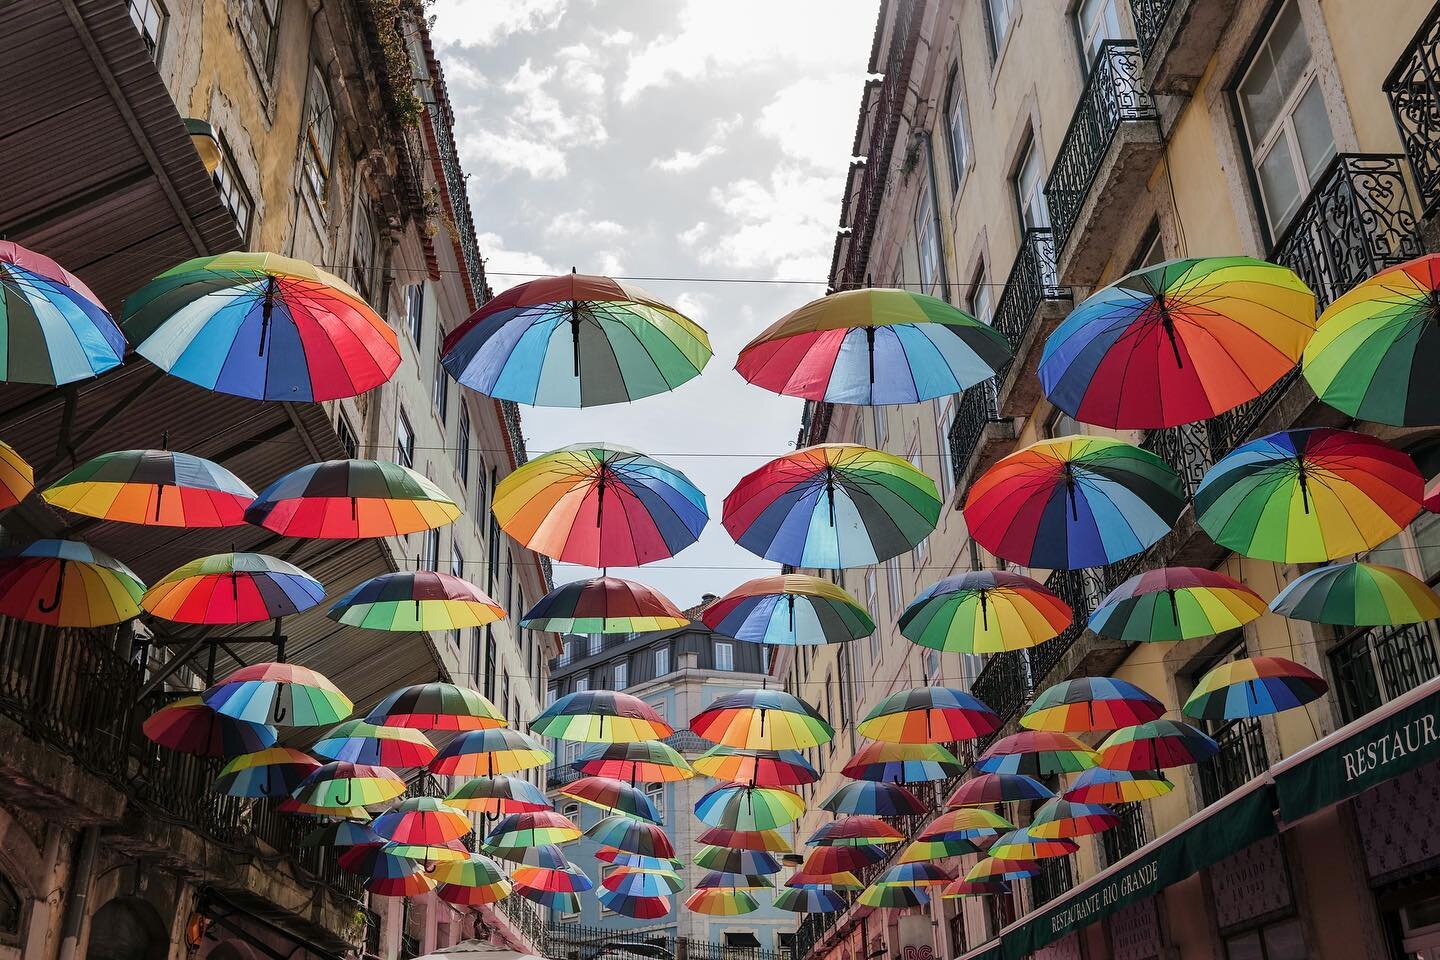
[364,0,424,129]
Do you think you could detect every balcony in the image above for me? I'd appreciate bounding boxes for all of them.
[1130,0,1240,94]
[947,381,1016,495]
[1026,558,1143,686]
[1197,716,1268,806]
[1330,620,1440,724]
[1030,855,1074,907]
[971,652,1035,747]
[1044,41,1163,286]
[993,228,1073,417]
[1101,802,1151,866]
[1385,5,1440,219]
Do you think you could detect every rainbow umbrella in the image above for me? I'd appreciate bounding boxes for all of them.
[0,241,126,384]
[213,748,319,797]
[560,777,661,822]
[382,839,471,865]
[1038,256,1314,428]
[1089,566,1267,642]
[0,441,33,510]
[723,444,940,568]
[366,863,438,897]
[493,443,707,567]
[486,810,582,848]
[1270,561,1440,625]
[483,842,568,868]
[121,252,400,401]
[1184,657,1328,720]
[338,842,408,876]
[446,776,552,815]
[696,827,793,853]
[874,862,954,888]
[438,880,512,906]
[292,762,405,809]
[595,848,684,871]
[143,553,324,624]
[586,815,676,858]
[696,870,774,891]
[277,797,372,818]
[328,571,505,631]
[372,798,471,844]
[301,820,380,848]
[774,888,847,913]
[841,741,963,783]
[313,720,436,768]
[686,889,760,915]
[857,687,1001,744]
[603,868,684,897]
[512,863,595,893]
[1098,720,1219,769]
[916,808,1013,841]
[898,838,979,862]
[900,571,1072,655]
[941,879,1010,898]
[818,781,924,817]
[1062,768,1174,804]
[429,729,551,776]
[245,460,460,539]
[516,886,582,912]
[204,663,351,726]
[142,696,276,757]
[434,853,511,891]
[801,846,889,875]
[858,884,929,908]
[694,846,782,875]
[701,574,874,646]
[533,690,673,743]
[737,288,1011,405]
[0,539,144,627]
[574,740,694,782]
[1021,677,1165,733]
[366,683,506,731]
[43,450,256,527]
[694,784,805,830]
[964,437,1184,569]
[966,858,1041,882]
[987,828,1079,861]
[1194,428,1422,562]
[692,746,819,787]
[1302,253,1440,425]
[945,773,1053,807]
[789,869,864,889]
[1027,799,1119,839]
[522,577,689,634]
[595,887,671,919]
[441,272,711,407]
[806,816,904,846]
[689,689,833,750]
[977,731,1097,777]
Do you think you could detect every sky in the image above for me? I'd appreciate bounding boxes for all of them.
[430,0,879,607]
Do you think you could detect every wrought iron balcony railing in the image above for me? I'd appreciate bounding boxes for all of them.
[1331,620,1440,724]
[1197,715,1268,806]
[1385,5,1440,217]
[992,228,1068,357]
[1101,802,1150,866]
[429,98,487,300]
[970,651,1034,746]
[947,380,1000,487]
[1043,41,1157,255]
[1130,0,1175,61]
[1026,557,1143,683]
[1030,855,1074,907]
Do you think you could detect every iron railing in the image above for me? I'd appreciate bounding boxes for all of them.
[547,764,582,789]
[499,895,547,953]
[1030,855,1074,907]
[947,380,1000,486]
[1330,620,1440,724]
[1026,557,1142,684]
[1385,5,1440,216]
[1140,420,1213,499]
[428,96,487,300]
[1044,41,1157,256]
[1197,716,1268,806]
[1100,802,1150,866]
[971,652,1034,745]
[1130,0,1175,61]
[547,922,788,960]
[992,228,1068,356]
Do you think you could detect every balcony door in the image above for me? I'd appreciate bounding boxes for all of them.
[1076,0,1123,68]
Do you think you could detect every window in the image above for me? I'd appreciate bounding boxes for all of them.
[647,698,668,722]
[301,64,335,201]
[546,685,557,706]
[1222,918,1307,960]
[909,446,929,568]
[556,641,571,668]
[1075,0,1122,67]
[351,206,378,305]
[935,396,956,499]
[562,801,580,821]
[714,641,734,671]
[0,871,19,937]
[573,676,589,694]
[432,345,450,425]
[450,541,464,580]
[336,415,358,460]
[240,0,280,77]
[944,67,969,191]
[1131,222,1167,271]
[502,670,510,714]
[612,660,628,689]
[653,645,670,677]
[396,409,414,467]
[1013,136,1051,232]
[422,528,439,572]
[1236,0,1335,235]
[127,0,166,57]
[984,0,1016,56]
[213,137,254,242]
[968,267,995,326]
[588,634,602,656]
[1044,407,1080,439]
[406,283,425,346]
[457,405,471,484]
[915,184,941,297]
[645,781,665,809]
[475,456,489,530]
[886,557,904,619]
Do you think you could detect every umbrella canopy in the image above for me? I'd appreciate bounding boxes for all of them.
[1301,253,1440,425]
[737,288,1011,404]
[437,881,512,906]
[1089,566,1268,642]
[121,251,399,401]
[366,683,506,731]
[692,746,819,787]
[512,863,595,894]
[964,436,1184,569]
[1098,720,1219,769]
[686,888,760,915]
[0,241,125,384]
[43,450,256,527]
[800,848,890,877]
[694,784,805,830]
[1038,256,1314,428]
[1027,799,1119,839]
[1194,428,1422,562]
[482,842,569,868]
[533,690,673,743]
[603,868,684,897]
[522,577,688,634]
[774,887,847,913]
[574,740,694,782]
[559,777,661,822]
[441,272,711,407]
[986,829,1079,861]
[340,842,425,878]
[789,868,865,889]
[945,773,1053,807]
[941,879,1010,898]
[694,846,782,875]
[433,854,510,889]
[373,798,471,844]
[0,539,144,627]
[1021,677,1166,733]
[292,762,405,809]
[805,816,904,846]
[857,687,1001,744]
[0,441,33,511]
[446,776,552,815]
[874,862,954,888]
[1184,656,1328,720]
[1062,768,1174,804]
[245,459,460,539]
[486,810,582,848]
[142,553,324,624]
[965,858,1042,882]
[916,808,1013,841]
[1269,561,1440,625]
[301,820,380,848]
[429,729,552,776]
[700,574,874,646]
[841,741,963,783]
[594,887,671,919]
[858,884,929,908]
[204,663,351,727]
[723,444,940,568]
[515,886,582,912]
[212,748,319,797]
[695,827,793,853]
[142,696,276,757]
[976,731,1098,777]
[595,849,683,871]
[897,838,980,862]
[899,571,1072,654]
[277,797,372,818]
[313,720,436,767]
[689,689,833,750]
[697,872,774,892]
[328,571,505,631]
[586,815,675,857]
[818,781,924,817]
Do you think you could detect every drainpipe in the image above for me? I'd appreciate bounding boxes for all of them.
[920,132,952,302]
[56,827,100,960]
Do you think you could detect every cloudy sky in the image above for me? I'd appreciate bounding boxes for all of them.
[430,0,878,606]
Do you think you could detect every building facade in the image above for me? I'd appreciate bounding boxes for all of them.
[783,1,1440,959]
[0,1,553,958]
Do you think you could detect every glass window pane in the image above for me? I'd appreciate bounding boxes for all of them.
[1239,52,1283,145]
[1291,79,1335,185]
[1413,511,1440,578]
[1269,3,1312,99]
[1257,135,1302,231]
[1262,920,1308,960]
[987,0,1012,50]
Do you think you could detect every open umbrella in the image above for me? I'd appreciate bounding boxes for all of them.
[694,784,805,830]
[121,251,400,401]
[689,689,833,750]
[692,746,819,787]
[1038,256,1314,428]
[941,879,1010,898]
[142,695,276,757]
[522,577,689,634]
[446,776,552,815]
[0,539,144,627]
[367,683,506,731]
[696,827,793,853]
[373,798,471,845]
[574,740,694,782]
[1026,799,1119,839]
[858,884,929,908]
[143,553,324,624]
[1269,561,1440,625]
[916,808,1013,841]
[328,571,505,631]
[1194,428,1422,562]
[694,846,782,875]
[1062,768,1174,804]
[701,574,874,646]
[293,762,405,809]
[533,690,673,743]
[603,868,684,897]
[595,849,683,871]
[515,886,582,912]
[1098,720,1218,769]
[805,816,904,846]
[277,797,372,818]
[976,731,1097,776]
[313,720,437,768]
[433,854,511,892]
[213,748,319,797]
[0,441,33,510]
[818,781,924,817]
[874,862,954,888]
[965,859,1042,882]
[595,887,671,919]
[482,842,569,868]
[0,241,126,384]
[737,288,1011,405]
[790,866,866,888]
[586,815,675,857]
[985,829,1078,861]
[1183,656,1328,720]
[441,272,711,407]
[204,663,351,726]
[945,773,1053,807]
[429,729,552,776]
[560,777,661,822]
[1302,253,1440,425]
[898,838,979,862]
[841,741,963,783]
[774,887,847,913]
[1089,566,1268,642]
[44,450,256,527]
[724,444,940,568]
[800,846,889,877]
[367,861,439,897]
[486,810,582,848]
[437,880,512,906]
[857,687,1001,743]
[686,889,760,915]
[245,459,460,538]
[965,437,1184,569]
[301,820,380,848]
[1020,677,1165,733]
[899,571,1072,654]
[512,863,594,893]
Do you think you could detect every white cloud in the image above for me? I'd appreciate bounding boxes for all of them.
[594,250,626,275]
[457,56,609,179]
[545,210,627,240]
[504,59,608,146]
[600,29,635,46]
[652,115,743,172]
[758,74,859,167]
[702,164,844,280]
[474,232,562,292]
[430,0,566,47]
[459,129,568,179]
[678,222,710,247]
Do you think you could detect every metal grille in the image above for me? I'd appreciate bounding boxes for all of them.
[1101,802,1150,866]
[1030,855,1074,907]
[948,379,1000,486]
[1130,0,1175,60]
[1385,5,1440,216]
[1330,621,1440,723]
[1197,716,1268,806]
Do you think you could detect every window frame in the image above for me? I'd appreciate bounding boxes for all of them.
[653,645,670,678]
[915,182,941,296]
[714,641,734,672]
[336,414,358,460]
[212,134,255,244]
[405,283,425,346]
[127,0,167,61]
[432,343,450,425]
[396,408,415,468]
[1074,0,1123,69]
[1012,134,1051,233]
[943,65,970,192]
[301,63,335,204]
[421,528,439,572]
[983,0,1016,58]
[457,403,471,484]
[612,659,628,689]
[350,203,378,306]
